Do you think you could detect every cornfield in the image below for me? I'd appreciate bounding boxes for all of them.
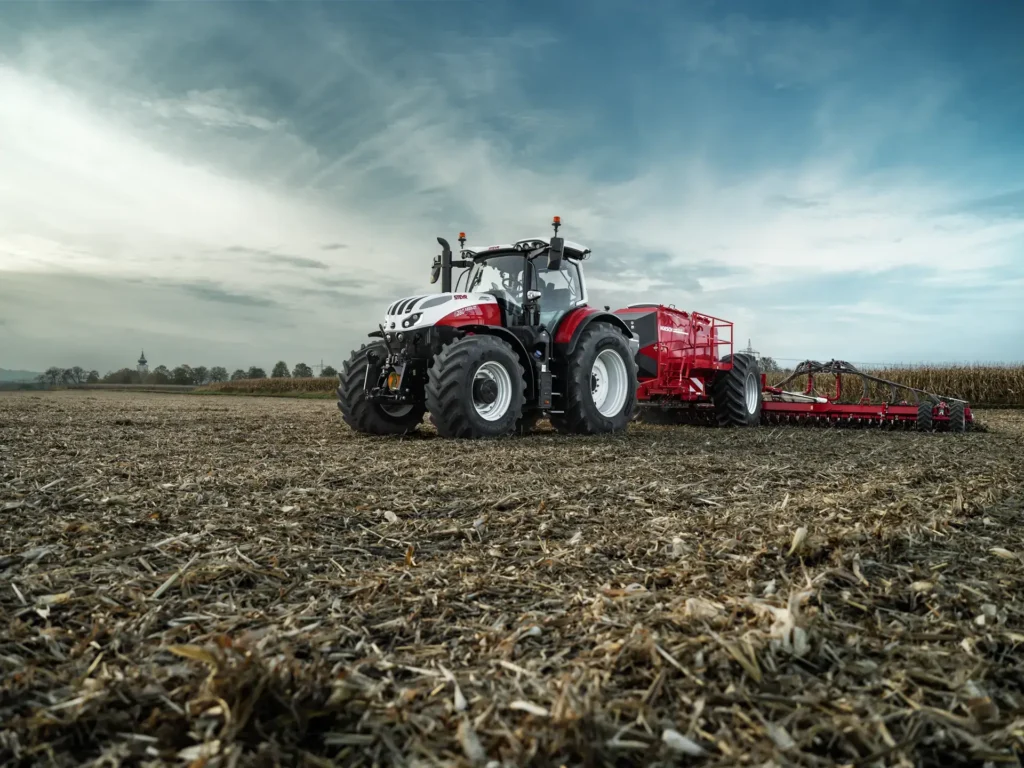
[199,366,1024,405]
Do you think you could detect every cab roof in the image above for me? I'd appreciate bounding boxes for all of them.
[461,237,591,259]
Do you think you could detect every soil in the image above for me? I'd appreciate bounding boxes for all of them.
[2,391,1023,767]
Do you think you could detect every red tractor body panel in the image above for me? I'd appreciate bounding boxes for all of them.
[553,307,601,345]
[436,302,502,328]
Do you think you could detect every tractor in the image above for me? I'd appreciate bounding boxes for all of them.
[337,217,641,438]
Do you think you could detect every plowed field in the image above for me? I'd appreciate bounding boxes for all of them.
[2,392,1023,767]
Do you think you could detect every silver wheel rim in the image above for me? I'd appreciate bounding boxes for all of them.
[592,348,629,418]
[473,361,513,422]
[745,371,759,414]
[381,403,414,417]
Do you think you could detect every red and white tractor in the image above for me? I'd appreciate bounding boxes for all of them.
[337,217,640,438]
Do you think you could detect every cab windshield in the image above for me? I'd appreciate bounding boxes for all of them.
[465,253,526,305]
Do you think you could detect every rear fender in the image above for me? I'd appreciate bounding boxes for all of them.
[554,309,634,357]
[453,325,536,402]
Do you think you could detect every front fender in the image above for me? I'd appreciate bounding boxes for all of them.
[554,309,634,357]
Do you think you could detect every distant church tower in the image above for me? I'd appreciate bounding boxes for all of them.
[137,350,149,377]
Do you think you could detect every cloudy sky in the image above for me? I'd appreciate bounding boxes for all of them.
[1,0,1023,374]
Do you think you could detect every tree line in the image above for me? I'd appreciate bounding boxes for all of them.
[35,355,778,389]
[36,361,339,387]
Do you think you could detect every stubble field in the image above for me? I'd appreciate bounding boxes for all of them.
[1,391,1023,767]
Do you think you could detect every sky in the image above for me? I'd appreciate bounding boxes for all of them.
[1,0,1023,374]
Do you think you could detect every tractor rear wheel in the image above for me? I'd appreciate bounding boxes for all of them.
[550,323,636,435]
[338,342,426,435]
[425,335,527,439]
[710,353,762,427]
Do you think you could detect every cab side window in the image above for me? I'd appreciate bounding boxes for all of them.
[533,261,582,332]
[535,261,581,309]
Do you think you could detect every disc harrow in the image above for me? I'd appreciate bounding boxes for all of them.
[762,359,973,432]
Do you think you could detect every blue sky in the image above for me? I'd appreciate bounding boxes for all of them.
[1,0,1022,373]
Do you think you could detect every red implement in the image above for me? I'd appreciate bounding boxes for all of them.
[612,303,972,432]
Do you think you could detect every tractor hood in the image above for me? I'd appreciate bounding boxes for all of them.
[382,291,500,332]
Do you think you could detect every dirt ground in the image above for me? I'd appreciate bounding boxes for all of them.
[1,391,1023,767]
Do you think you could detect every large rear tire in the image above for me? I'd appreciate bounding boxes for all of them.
[338,342,426,435]
[710,353,762,427]
[425,335,527,439]
[550,323,636,435]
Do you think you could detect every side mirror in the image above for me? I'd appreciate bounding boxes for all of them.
[430,255,440,284]
[526,290,542,303]
[547,236,564,270]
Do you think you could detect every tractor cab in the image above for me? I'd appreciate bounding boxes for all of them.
[455,230,591,332]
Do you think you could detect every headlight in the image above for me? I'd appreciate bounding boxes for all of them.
[402,313,422,328]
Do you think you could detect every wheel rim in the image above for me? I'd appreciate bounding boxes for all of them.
[591,348,629,418]
[381,403,414,418]
[744,371,759,414]
[472,361,513,421]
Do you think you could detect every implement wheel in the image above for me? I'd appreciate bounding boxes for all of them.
[338,342,426,435]
[710,353,762,427]
[917,401,933,432]
[948,401,967,433]
[425,335,526,439]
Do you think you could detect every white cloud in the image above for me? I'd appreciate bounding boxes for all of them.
[141,89,282,131]
[0,9,1022,370]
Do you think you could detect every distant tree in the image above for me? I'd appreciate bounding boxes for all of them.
[320,365,338,378]
[44,367,64,386]
[63,366,86,385]
[103,368,141,385]
[86,370,100,384]
[247,366,267,379]
[192,366,210,385]
[150,365,171,385]
[759,356,781,373]
[171,365,194,385]
[209,366,229,383]
[271,361,290,378]
[292,362,313,378]
[231,369,248,381]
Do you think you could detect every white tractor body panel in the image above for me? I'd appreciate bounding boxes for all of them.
[382,292,499,333]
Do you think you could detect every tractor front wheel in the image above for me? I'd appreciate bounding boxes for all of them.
[425,335,527,439]
[338,342,426,435]
[551,323,637,435]
[710,353,762,427]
